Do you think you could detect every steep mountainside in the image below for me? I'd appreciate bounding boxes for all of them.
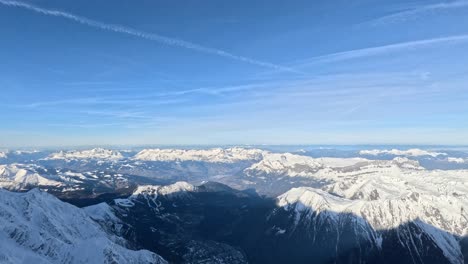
[0,188,166,264]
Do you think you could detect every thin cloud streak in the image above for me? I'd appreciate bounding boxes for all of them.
[20,97,186,108]
[17,82,274,109]
[370,0,468,25]
[0,0,301,74]
[298,34,468,66]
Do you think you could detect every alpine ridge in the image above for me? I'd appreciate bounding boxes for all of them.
[0,188,167,264]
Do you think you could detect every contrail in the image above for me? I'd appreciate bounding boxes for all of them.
[298,34,468,66]
[0,0,301,74]
[370,0,468,26]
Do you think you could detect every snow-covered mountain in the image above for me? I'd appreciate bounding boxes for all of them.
[133,147,265,163]
[11,150,40,155]
[115,181,195,208]
[246,152,468,232]
[47,148,124,160]
[244,152,467,204]
[0,188,167,264]
[133,181,195,197]
[0,151,7,159]
[277,186,465,263]
[238,150,468,262]
[448,157,468,164]
[259,151,468,264]
[0,164,62,190]
[0,163,132,196]
[359,148,447,157]
[245,152,370,177]
[244,152,421,178]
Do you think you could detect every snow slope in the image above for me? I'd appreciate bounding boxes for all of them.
[0,188,167,264]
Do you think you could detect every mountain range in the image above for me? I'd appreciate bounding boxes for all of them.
[1,146,468,263]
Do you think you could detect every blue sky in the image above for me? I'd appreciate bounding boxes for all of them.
[1,0,468,147]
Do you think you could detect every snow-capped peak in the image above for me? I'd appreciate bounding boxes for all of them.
[277,186,467,263]
[245,153,324,177]
[245,152,425,179]
[47,148,124,160]
[115,182,195,208]
[389,156,422,169]
[447,157,467,164]
[359,148,447,157]
[0,151,7,159]
[278,187,352,214]
[0,164,62,190]
[0,188,167,264]
[133,147,265,163]
[132,181,195,197]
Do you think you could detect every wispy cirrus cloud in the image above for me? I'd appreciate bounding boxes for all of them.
[370,0,468,26]
[0,0,301,74]
[20,97,186,108]
[17,81,275,109]
[297,34,468,66]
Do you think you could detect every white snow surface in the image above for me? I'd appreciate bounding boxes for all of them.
[0,164,62,190]
[359,148,447,157]
[115,182,195,208]
[133,181,195,197]
[448,157,467,163]
[0,188,167,264]
[0,151,7,158]
[47,148,123,160]
[84,202,121,224]
[14,150,40,155]
[133,147,265,163]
